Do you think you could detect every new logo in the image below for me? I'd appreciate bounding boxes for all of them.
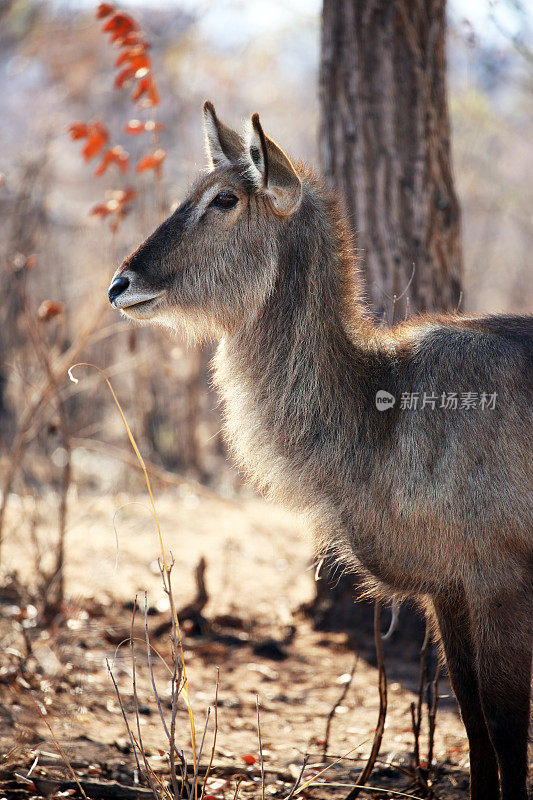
[375,390,396,411]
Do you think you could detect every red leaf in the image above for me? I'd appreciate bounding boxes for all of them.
[103,12,138,43]
[145,119,163,132]
[82,133,107,161]
[117,32,149,48]
[68,122,89,140]
[131,55,151,75]
[124,119,144,134]
[90,203,112,217]
[96,2,114,18]
[116,187,137,205]
[241,754,256,765]
[70,121,108,159]
[146,81,160,107]
[125,119,163,135]
[131,75,159,107]
[115,45,149,67]
[136,148,165,178]
[115,49,130,67]
[114,66,136,88]
[80,121,109,161]
[103,12,138,33]
[115,48,151,75]
[90,188,137,221]
[131,76,149,101]
[38,300,64,321]
[94,146,129,176]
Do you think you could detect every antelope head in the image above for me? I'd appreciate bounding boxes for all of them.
[108,102,303,338]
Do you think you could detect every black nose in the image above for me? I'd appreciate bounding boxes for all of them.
[108,275,130,303]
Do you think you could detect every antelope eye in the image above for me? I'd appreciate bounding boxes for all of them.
[211,191,238,209]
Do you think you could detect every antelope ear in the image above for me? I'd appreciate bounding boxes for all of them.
[247,113,302,216]
[203,101,245,169]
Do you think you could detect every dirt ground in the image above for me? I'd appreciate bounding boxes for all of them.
[0,477,492,799]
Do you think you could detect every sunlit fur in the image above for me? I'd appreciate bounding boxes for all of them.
[111,106,533,800]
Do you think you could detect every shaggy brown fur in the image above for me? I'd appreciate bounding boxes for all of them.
[108,104,533,800]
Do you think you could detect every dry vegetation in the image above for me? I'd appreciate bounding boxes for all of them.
[0,1,532,798]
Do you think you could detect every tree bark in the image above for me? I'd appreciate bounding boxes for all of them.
[320,0,462,322]
[311,0,463,632]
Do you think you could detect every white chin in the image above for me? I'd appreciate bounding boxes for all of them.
[157,307,222,341]
[119,298,162,320]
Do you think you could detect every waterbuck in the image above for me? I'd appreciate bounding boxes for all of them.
[108,103,532,800]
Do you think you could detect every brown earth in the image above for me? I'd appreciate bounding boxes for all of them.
[0,482,488,799]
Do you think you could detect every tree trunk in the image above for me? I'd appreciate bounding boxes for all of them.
[311,0,463,633]
[320,0,462,322]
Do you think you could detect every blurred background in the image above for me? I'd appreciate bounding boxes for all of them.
[0,0,533,644]
[2,0,532,496]
[0,3,531,795]
[1,0,532,501]
[1,0,532,614]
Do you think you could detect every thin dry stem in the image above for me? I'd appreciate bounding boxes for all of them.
[200,667,219,800]
[411,621,431,793]
[345,600,388,799]
[285,755,309,800]
[291,743,365,797]
[107,658,143,777]
[232,777,243,800]
[34,702,88,800]
[143,591,186,790]
[256,696,265,800]
[0,298,106,553]
[68,362,197,766]
[23,301,71,609]
[426,660,441,795]
[322,655,358,757]
[191,707,211,796]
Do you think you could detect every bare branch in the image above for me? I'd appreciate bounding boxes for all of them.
[322,656,358,757]
[345,600,388,799]
[200,668,219,800]
[256,696,265,800]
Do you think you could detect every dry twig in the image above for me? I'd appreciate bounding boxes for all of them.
[322,655,358,757]
[0,298,107,554]
[345,600,388,799]
[200,667,219,800]
[256,696,265,800]
[33,702,88,800]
